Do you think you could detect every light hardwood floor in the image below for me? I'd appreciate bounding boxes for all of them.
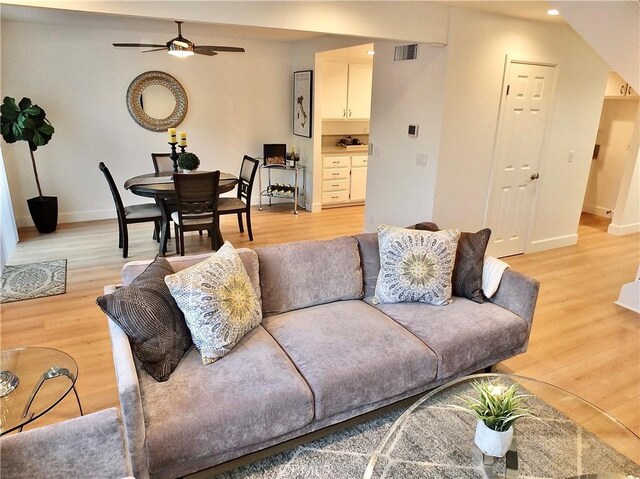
[1,208,638,449]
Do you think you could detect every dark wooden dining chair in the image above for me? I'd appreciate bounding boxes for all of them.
[217,155,259,241]
[151,153,174,173]
[172,171,221,256]
[99,162,162,258]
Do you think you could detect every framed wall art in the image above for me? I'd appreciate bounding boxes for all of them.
[293,70,313,138]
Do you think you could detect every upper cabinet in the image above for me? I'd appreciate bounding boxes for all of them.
[605,72,639,99]
[322,61,373,120]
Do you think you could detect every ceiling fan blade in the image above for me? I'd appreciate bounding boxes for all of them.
[193,49,218,57]
[195,45,245,53]
[113,43,166,48]
[142,48,168,53]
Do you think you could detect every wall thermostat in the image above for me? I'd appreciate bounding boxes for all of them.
[408,125,419,137]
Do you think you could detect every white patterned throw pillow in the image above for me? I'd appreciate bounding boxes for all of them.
[165,242,262,365]
[373,224,460,306]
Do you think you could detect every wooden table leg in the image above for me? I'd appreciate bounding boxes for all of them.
[157,198,170,256]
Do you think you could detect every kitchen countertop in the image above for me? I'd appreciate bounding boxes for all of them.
[322,145,369,155]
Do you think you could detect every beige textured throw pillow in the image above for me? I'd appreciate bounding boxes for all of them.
[165,242,262,365]
[373,224,460,306]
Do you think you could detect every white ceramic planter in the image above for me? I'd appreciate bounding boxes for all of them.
[474,420,513,457]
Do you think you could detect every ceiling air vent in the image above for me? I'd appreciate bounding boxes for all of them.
[394,44,418,61]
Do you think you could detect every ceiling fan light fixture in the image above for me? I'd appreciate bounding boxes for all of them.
[168,42,194,57]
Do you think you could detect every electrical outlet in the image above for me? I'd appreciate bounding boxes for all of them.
[416,154,428,167]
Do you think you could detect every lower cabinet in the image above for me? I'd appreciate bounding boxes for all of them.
[322,154,368,206]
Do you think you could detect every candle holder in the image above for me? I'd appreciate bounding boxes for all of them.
[168,142,179,173]
[179,145,187,155]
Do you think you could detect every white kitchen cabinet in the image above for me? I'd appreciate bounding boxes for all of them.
[605,72,639,98]
[322,154,368,206]
[321,61,373,120]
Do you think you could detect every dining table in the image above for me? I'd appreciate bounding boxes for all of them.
[124,171,238,256]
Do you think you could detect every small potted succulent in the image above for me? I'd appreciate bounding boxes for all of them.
[177,152,200,173]
[454,379,534,457]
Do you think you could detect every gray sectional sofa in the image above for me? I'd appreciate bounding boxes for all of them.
[105,232,539,479]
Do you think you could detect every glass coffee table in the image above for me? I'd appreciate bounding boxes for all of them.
[0,347,83,435]
[364,374,640,479]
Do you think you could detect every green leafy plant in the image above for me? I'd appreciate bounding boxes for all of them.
[454,380,534,432]
[1,97,55,197]
[177,152,200,171]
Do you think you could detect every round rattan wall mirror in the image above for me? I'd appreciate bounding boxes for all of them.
[126,71,188,132]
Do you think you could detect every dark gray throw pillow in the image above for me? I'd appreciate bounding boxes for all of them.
[415,222,491,303]
[97,256,192,382]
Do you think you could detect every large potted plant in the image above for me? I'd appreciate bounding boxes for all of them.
[0,97,57,233]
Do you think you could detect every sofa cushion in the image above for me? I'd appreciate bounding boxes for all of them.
[415,222,491,303]
[121,248,261,302]
[262,300,437,420]
[165,242,262,365]
[354,232,380,298]
[370,298,529,379]
[373,225,460,306]
[138,325,314,477]
[97,256,192,382]
[256,236,363,315]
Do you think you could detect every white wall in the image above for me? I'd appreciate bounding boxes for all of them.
[0,152,19,271]
[609,107,640,235]
[1,20,294,226]
[431,8,608,253]
[364,41,448,231]
[583,99,640,218]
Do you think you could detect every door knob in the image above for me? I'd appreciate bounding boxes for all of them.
[530,173,540,180]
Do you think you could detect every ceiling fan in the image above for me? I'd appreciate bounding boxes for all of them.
[113,21,245,58]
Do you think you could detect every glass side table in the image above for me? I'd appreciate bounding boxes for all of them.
[0,347,83,435]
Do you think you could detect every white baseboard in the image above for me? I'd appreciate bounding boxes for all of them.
[582,204,613,218]
[17,209,116,228]
[526,233,578,253]
[608,222,640,235]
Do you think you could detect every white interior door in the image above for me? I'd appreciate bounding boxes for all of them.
[486,61,557,257]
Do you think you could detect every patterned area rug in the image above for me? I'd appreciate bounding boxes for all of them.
[0,259,67,303]
[217,390,640,479]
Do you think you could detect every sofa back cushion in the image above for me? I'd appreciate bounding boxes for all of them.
[121,248,261,301]
[353,233,380,298]
[256,236,363,315]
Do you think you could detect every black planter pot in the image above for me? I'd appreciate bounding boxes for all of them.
[27,196,58,234]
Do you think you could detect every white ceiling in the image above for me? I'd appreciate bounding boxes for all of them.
[1,2,567,45]
[0,4,326,42]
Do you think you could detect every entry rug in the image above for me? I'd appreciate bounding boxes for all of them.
[0,259,67,303]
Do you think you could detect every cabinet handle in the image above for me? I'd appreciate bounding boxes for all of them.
[343,109,346,118]
[332,196,339,199]
[332,161,340,165]
[332,184,340,187]
[349,109,352,117]
[332,173,340,176]
[621,84,626,95]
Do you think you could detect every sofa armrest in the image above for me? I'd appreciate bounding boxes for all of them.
[0,408,131,479]
[489,269,540,328]
[105,284,150,479]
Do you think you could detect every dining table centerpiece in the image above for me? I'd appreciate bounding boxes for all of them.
[177,152,200,173]
[453,379,534,457]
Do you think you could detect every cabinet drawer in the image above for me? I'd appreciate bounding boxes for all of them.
[323,156,350,168]
[351,155,368,167]
[322,190,350,204]
[323,178,349,192]
[323,168,349,180]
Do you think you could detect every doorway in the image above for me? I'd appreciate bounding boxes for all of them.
[485,60,558,258]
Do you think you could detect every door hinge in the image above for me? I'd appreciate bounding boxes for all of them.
[506,85,510,96]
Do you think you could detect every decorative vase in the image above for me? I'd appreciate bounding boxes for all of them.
[27,196,58,234]
[474,420,513,457]
[181,169,196,174]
